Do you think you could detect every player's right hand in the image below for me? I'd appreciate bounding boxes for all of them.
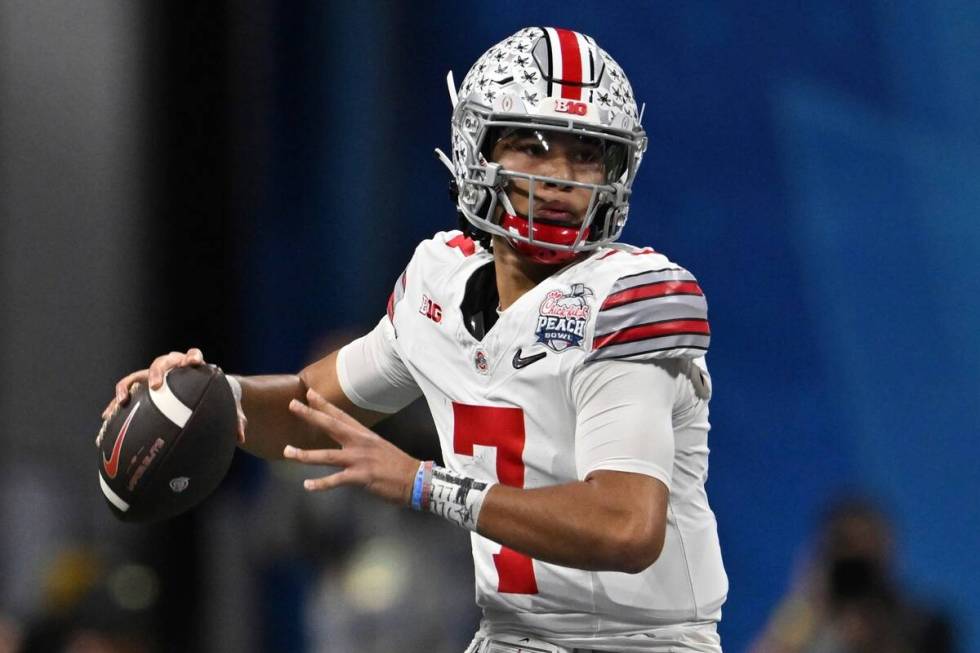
[101,347,246,444]
[102,347,206,417]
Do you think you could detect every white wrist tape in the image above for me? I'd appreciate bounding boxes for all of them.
[427,465,493,532]
[226,374,243,408]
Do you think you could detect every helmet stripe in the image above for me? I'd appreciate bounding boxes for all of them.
[576,31,593,87]
[583,33,597,102]
[543,28,562,94]
[540,27,556,97]
[554,28,582,99]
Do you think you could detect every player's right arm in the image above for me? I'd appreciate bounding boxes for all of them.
[101,348,377,460]
[234,349,391,460]
[102,318,417,461]
[103,239,428,461]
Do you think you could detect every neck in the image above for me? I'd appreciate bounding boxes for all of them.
[491,236,581,310]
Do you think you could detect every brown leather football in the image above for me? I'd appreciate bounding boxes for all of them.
[97,365,237,522]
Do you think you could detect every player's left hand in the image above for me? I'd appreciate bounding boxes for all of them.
[283,388,420,506]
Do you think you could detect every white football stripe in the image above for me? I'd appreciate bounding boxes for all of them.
[149,370,193,428]
[99,472,130,511]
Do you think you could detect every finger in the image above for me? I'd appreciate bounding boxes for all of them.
[282,445,349,466]
[288,398,355,444]
[180,347,205,367]
[302,469,358,492]
[148,352,185,389]
[236,414,247,444]
[149,351,186,386]
[95,417,109,447]
[115,370,148,405]
[306,390,363,431]
[101,399,117,420]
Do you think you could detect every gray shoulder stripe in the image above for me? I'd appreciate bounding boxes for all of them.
[614,266,684,282]
[586,334,711,362]
[601,292,708,315]
[609,268,697,294]
[596,295,708,333]
[586,345,710,363]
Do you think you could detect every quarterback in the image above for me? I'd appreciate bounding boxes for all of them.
[105,27,727,652]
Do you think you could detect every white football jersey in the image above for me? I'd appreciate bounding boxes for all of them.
[338,231,727,649]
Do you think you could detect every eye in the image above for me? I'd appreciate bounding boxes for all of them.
[571,147,603,165]
[511,140,547,156]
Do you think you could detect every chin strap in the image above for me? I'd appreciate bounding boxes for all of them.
[445,70,458,108]
[434,147,454,175]
[498,188,518,216]
[434,71,458,173]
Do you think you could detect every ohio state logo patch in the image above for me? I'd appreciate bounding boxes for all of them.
[535,284,594,352]
[474,348,490,375]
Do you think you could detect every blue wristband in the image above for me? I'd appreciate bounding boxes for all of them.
[410,461,425,511]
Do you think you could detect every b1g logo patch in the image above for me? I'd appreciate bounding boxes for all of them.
[554,99,588,116]
[419,294,443,323]
[535,284,594,352]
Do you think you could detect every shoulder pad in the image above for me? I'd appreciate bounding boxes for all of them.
[586,265,710,362]
[416,230,484,261]
[386,231,485,324]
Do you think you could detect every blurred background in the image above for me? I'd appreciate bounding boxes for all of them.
[1,1,978,652]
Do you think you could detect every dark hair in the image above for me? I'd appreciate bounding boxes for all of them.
[447,179,493,251]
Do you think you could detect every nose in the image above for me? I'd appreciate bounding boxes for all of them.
[540,155,575,189]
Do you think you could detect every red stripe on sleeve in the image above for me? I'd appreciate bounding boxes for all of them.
[555,29,582,100]
[601,280,703,310]
[593,319,710,350]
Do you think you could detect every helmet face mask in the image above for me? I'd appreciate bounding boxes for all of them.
[440,27,647,263]
[483,127,630,186]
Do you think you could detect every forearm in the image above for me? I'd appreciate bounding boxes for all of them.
[238,351,387,460]
[236,374,322,459]
[475,471,667,573]
[283,398,666,573]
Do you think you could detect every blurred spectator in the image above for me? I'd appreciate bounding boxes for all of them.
[15,548,156,653]
[239,330,480,652]
[0,614,21,653]
[751,497,956,653]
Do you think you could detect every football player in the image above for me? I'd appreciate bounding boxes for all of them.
[105,27,728,652]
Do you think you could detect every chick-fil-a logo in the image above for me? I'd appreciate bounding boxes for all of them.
[534,284,594,352]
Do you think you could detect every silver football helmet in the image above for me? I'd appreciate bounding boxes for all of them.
[436,27,648,264]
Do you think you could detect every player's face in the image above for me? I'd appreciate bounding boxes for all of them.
[491,130,609,225]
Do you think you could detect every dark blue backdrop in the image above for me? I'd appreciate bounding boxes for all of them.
[243,2,980,651]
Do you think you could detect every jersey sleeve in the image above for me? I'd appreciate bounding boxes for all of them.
[336,316,422,414]
[570,358,678,488]
[586,266,710,362]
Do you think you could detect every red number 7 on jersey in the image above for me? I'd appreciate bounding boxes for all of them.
[452,402,539,594]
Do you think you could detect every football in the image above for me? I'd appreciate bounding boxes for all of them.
[97,364,238,523]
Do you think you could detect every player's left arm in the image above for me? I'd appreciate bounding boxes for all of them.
[474,358,676,573]
[285,358,679,574]
[477,471,668,573]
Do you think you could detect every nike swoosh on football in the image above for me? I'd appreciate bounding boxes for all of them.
[103,400,141,479]
[512,348,547,369]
